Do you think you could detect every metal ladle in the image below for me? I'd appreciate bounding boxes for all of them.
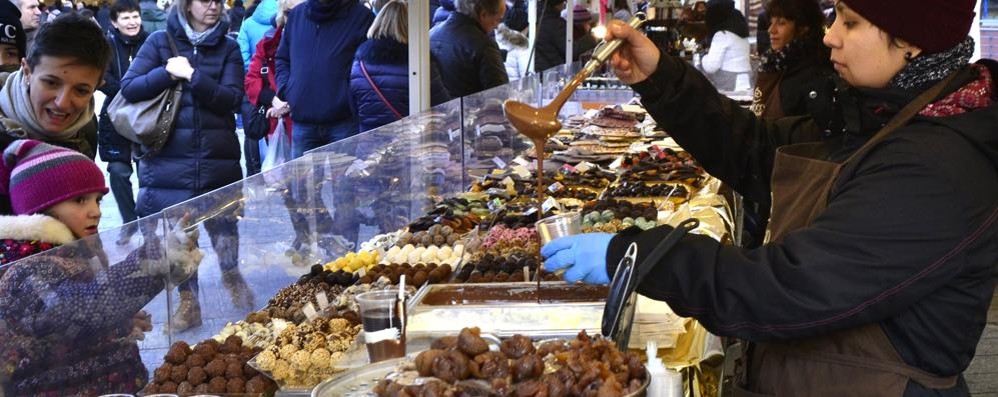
[503,13,646,139]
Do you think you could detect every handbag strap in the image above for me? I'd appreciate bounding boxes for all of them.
[360,60,403,120]
[165,32,180,57]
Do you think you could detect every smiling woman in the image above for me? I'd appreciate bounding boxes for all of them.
[0,12,110,215]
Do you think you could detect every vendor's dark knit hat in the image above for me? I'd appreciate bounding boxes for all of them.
[0,0,27,58]
[843,0,975,54]
[1,140,108,215]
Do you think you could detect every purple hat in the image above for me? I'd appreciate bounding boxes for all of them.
[562,4,593,23]
[1,140,107,215]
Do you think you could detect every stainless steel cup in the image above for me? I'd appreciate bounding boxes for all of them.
[536,212,582,244]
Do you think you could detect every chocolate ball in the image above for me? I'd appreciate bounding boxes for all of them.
[195,382,210,394]
[153,364,171,383]
[177,381,194,395]
[246,375,269,393]
[170,365,188,383]
[187,366,207,385]
[184,352,206,368]
[160,381,178,393]
[164,343,189,365]
[205,358,227,377]
[208,376,228,393]
[144,382,160,394]
[225,362,243,379]
[227,377,246,393]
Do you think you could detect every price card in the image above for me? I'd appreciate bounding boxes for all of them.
[548,181,565,193]
[488,197,503,211]
[524,206,538,216]
[303,303,319,322]
[560,164,578,174]
[491,168,506,176]
[492,156,507,169]
[316,292,329,310]
[542,197,559,213]
[511,165,531,178]
[502,176,515,189]
[575,161,594,173]
[512,156,530,166]
[448,128,461,141]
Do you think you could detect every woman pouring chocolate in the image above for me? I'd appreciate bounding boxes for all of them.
[540,0,998,395]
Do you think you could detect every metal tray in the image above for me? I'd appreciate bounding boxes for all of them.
[310,355,649,397]
[406,282,608,337]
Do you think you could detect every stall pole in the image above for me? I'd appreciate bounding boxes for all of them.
[409,0,431,114]
[529,0,538,73]
[565,0,575,73]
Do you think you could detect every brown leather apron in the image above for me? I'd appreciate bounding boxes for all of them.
[751,71,784,120]
[735,74,962,397]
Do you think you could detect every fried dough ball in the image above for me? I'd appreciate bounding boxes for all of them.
[500,334,535,359]
[512,354,544,382]
[457,327,489,356]
[431,350,472,383]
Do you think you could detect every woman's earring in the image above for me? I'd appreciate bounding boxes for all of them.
[904,52,914,62]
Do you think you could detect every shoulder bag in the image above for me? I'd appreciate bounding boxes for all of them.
[107,32,183,159]
[360,61,403,120]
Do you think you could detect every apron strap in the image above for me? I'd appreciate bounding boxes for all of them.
[841,70,964,165]
[789,350,959,389]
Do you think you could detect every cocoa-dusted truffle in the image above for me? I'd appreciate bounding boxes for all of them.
[144,382,160,394]
[170,365,188,383]
[224,334,243,348]
[193,339,220,358]
[194,382,210,394]
[246,375,269,393]
[226,377,246,393]
[164,343,189,364]
[176,381,194,395]
[159,380,178,393]
[153,364,171,383]
[225,362,243,379]
[208,376,228,393]
[187,366,207,385]
[184,352,206,368]
[205,358,227,377]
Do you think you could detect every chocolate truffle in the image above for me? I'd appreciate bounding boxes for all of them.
[164,343,189,364]
[176,381,194,395]
[184,353,206,368]
[226,377,246,393]
[153,365,171,383]
[205,358,227,377]
[187,366,207,385]
[170,365,188,383]
[159,380,178,393]
[208,376,228,393]
[225,362,243,379]
[246,375,269,393]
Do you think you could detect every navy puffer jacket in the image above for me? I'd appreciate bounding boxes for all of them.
[120,10,245,217]
[349,38,451,133]
[432,0,453,27]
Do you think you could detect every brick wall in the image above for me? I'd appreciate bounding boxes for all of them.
[982,27,998,60]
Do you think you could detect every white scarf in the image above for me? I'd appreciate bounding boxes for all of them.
[0,69,94,142]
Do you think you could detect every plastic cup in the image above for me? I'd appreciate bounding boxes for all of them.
[355,289,407,363]
[535,212,582,244]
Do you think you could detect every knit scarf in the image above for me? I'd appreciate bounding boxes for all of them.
[758,38,807,73]
[0,70,94,142]
[176,9,221,46]
[919,63,995,117]
[890,36,974,91]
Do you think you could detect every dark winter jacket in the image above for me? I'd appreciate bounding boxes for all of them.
[0,214,164,396]
[761,59,834,120]
[228,1,245,33]
[275,0,373,125]
[429,12,508,98]
[533,11,597,73]
[97,28,149,163]
[349,38,451,133]
[139,0,166,32]
[609,55,998,396]
[120,10,244,217]
[432,0,453,27]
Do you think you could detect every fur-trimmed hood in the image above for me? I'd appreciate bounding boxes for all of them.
[0,214,76,245]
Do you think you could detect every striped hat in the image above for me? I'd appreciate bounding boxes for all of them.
[1,140,107,215]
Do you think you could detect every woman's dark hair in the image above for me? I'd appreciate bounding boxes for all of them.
[27,13,111,73]
[109,0,141,20]
[765,0,830,61]
[705,0,748,38]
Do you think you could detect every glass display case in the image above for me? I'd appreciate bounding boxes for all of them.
[0,64,645,390]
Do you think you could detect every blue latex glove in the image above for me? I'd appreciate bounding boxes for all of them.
[540,233,614,284]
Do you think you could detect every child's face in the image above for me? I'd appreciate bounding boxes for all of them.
[47,192,103,238]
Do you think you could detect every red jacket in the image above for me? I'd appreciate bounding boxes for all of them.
[245,27,292,139]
